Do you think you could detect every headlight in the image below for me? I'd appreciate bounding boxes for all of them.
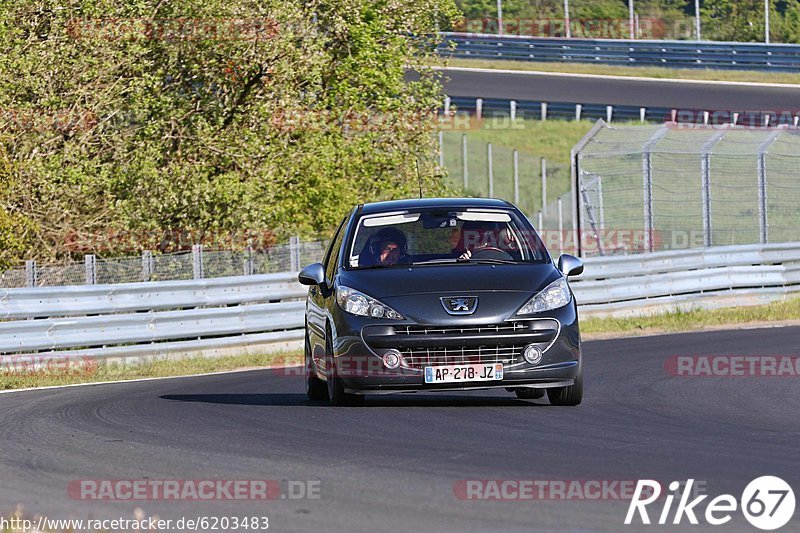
[336,285,404,319]
[516,277,571,315]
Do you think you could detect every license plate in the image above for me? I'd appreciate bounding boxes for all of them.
[424,363,503,384]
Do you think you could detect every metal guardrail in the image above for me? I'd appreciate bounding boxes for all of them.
[441,32,800,71]
[0,243,798,362]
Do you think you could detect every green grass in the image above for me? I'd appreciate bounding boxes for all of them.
[581,296,800,338]
[441,118,594,216]
[445,57,800,84]
[0,351,302,391]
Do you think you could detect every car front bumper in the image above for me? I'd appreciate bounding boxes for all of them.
[330,302,581,394]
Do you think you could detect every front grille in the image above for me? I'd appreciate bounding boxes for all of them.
[400,344,523,369]
[395,322,525,336]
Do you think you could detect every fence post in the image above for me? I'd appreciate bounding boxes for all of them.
[700,129,728,247]
[557,197,564,255]
[25,260,37,287]
[537,211,543,231]
[510,100,517,121]
[540,102,547,121]
[290,236,301,272]
[541,158,547,216]
[438,130,444,168]
[141,251,154,282]
[444,96,451,115]
[487,142,494,197]
[245,246,255,276]
[757,129,782,244]
[476,98,483,120]
[192,244,204,279]
[84,254,96,285]
[513,149,519,204]
[642,126,670,253]
[462,134,469,190]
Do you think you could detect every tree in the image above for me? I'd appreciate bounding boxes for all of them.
[0,0,460,262]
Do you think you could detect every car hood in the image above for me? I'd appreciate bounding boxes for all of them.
[338,264,563,324]
[338,263,560,299]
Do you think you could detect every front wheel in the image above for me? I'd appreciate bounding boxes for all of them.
[325,333,364,407]
[547,364,583,406]
[305,332,328,401]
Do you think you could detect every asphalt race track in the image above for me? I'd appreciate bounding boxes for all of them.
[1,326,799,532]
[440,67,800,110]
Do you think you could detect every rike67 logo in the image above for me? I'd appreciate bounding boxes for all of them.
[625,477,795,530]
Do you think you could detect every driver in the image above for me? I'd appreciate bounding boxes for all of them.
[368,227,408,266]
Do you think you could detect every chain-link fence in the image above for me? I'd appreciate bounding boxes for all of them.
[575,122,800,257]
[0,239,328,288]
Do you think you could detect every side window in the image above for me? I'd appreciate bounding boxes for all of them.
[323,217,347,281]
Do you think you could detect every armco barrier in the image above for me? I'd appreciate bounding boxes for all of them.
[0,243,798,363]
[441,33,800,71]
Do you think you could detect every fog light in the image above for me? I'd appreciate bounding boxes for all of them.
[382,349,402,369]
[523,344,543,365]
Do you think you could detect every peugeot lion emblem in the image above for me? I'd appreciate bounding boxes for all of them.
[440,296,478,315]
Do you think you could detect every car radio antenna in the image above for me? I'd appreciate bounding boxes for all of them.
[415,159,423,199]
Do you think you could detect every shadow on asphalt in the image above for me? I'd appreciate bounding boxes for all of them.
[159,393,549,408]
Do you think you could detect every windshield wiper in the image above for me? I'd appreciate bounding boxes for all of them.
[410,258,462,266]
[465,258,517,265]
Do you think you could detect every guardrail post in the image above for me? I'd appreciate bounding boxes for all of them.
[85,255,96,285]
[575,104,582,121]
[513,149,519,204]
[290,236,301,272]
[25,260,37,287]
[640,107,646,123]
[541,158,547,216]
[537,211,543,231]
[192,245,204,279]
[606,105,613,123]
[510,100,517,121]
[141,251,154,282]
[476,98,483,120]
[444,96,451,115]
[487,143,494,197]
[462,134,469,190]
[757,129,782,244]
[540,102,547,121]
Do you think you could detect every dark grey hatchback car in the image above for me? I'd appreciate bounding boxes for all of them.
[298,198,584,406]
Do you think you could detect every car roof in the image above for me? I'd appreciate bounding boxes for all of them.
[359,197,513,215]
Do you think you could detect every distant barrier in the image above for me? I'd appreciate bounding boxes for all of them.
[441,33,800,71]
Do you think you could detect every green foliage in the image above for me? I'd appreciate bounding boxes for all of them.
[0,0,460,262]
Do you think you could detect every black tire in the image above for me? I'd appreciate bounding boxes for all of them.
[547,364,583,406]
[325,331,364,407]
[305,332,328,401]
[515,388,545,400]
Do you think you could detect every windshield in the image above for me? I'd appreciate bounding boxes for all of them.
[346,208,549,269]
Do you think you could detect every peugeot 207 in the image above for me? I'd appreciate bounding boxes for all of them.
[298,198,584,406]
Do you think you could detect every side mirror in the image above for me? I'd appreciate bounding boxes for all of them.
[557,254,584,277]
[298,263,326,286]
